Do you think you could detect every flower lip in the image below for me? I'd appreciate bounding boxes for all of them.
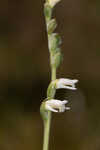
[45,99,70,113]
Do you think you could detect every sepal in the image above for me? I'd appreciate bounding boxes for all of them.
[47,80,57,98]
[40,100,49,121]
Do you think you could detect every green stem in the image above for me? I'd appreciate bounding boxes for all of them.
[43,112,51,150]
[43,67,56,150]
[51,67,56,81]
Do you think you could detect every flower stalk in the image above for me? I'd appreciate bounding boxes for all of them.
[41,1,61,150]
[40,0,78,150]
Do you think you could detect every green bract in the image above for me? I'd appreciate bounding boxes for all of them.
[51,52,62,68]
[40,101,49,121]
[47,19,57,34]
[47,81,57,98]
[48,33,62,53]
[44,3,52,21]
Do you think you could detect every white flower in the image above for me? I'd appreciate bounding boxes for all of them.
[45,99,70,112]
[56,78,78,90]
[48,0,61,8]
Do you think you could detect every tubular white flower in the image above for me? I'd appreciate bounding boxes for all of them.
[56,78,78,90]
[48,0,61,8]
[45,99,70,112]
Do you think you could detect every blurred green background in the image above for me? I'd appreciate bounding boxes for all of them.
[0,0,100,149]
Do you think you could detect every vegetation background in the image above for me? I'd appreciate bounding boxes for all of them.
[0,0,100,150]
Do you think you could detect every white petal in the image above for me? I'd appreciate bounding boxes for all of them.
[57,84,77,90]
[62,100,68,104]
[64,86,77,90]
[65,107,70,110]
[72,79,78,83]
[46,99,61,106]
[58,78,78,85]
[45,104,58,112]
[59,78,73,84]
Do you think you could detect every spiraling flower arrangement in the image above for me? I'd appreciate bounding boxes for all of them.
[40,0,78,150]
